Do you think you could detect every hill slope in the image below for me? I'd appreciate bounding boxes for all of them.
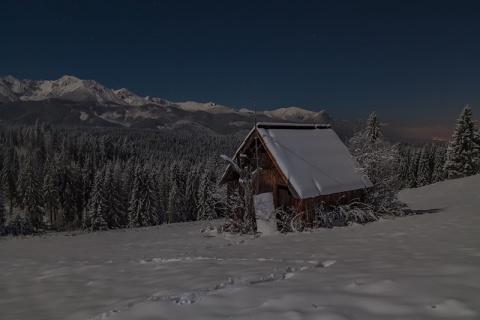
[1,175,479,319]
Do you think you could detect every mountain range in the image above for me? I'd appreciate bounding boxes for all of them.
[0,75,357,136]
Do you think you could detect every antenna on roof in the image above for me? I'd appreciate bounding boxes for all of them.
[254,81,260,194]
[253,80,257,129]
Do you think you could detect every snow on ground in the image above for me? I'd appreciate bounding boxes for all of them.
[1,175,479,320]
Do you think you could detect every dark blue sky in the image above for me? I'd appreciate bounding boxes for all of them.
[1,0,479,126]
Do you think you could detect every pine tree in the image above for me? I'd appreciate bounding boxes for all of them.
[432,145,446,183]
[1,140,19,214]
[121,157,136,203]
[17,147,44,229]
[185,163,201,221]
[43,155,60,228]
[197,161,216,220]
[141,166,161,226]
[0,186,5,235]
[444,105,480,179]
[128,164,143,228]
[348,113,403,216]
[167,179,181,223]
[84,168,107,231]
[166,161,187,223]
[103,162,127,228]
[57,139,79,225]
[416,145,431,187]
[367,111,381,142]
[81,154,95,222]
[407,148,419,188]
[155,166,168,216]
[397,144,412,189]
[128,164,161,227]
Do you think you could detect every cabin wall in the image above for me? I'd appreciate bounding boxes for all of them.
[292,189,366,224]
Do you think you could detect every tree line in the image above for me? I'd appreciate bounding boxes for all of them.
[0,122,242,235]
[345,106,479,225]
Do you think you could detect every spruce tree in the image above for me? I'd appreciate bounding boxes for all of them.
[407,148,419,188]
[103,162,127,228]
[84,168,107,231]
[128,164,161,227]
[81,154,95,221]
[1,141,19,214]
[141,167,161,226]
[166,161,187,222]
[444,105,480,179]
[17,147,44,229]
[197,161,216,220]
[185,163,200,221]
[367,111,381,142]
[128,164,147,227]
[43,155,60,228]
[348,113,403,216]
[0,186,5,235]
[416,145,431,187]
[397,144,412,189]
[432,145,446,183]
[167,180,181,223]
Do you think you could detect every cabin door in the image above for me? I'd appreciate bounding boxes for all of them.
[278,186,290,210]
[254,192,277,235]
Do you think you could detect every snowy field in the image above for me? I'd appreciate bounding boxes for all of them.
[1,175,479,320]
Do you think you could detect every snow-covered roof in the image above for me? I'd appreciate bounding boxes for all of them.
[221,122,373,199]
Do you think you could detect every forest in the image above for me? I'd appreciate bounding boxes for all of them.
[0,106,478,235]
[0,123,243,234]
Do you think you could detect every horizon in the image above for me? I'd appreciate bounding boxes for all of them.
[1,0,479,139]
[0,72,477,141]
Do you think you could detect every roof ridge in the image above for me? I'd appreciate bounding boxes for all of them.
[256,122,331,130]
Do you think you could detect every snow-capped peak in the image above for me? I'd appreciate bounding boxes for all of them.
[1,75,333,123]
[0,75,128,105]
[264,106,330,122]
[176,101,236,114]
[113,88,137,99]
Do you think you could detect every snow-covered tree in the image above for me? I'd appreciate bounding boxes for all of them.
[43,155,60,228]
[167,179,182,223]
[407,148,420,188]
[197,160,217,221]
[103,162,127,228]
[17,147,44,229]
[80,154,95,220]
[84,168,107,231]
[367,111,381,142]
[166,161,187,223]
[1,140,19,214]
[217,154,261,233]
[432,145,446,183]
[444,105,480,179]
[111,160,128,227]
[397,144,412,189]
[128,164,160,227]
[128,165,143,227]
[184,163,201,221]
[348,118,403,216]
[0,186,5,235]
[416,145,431,187]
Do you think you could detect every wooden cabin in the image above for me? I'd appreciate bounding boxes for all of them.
[219,122,373,228]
